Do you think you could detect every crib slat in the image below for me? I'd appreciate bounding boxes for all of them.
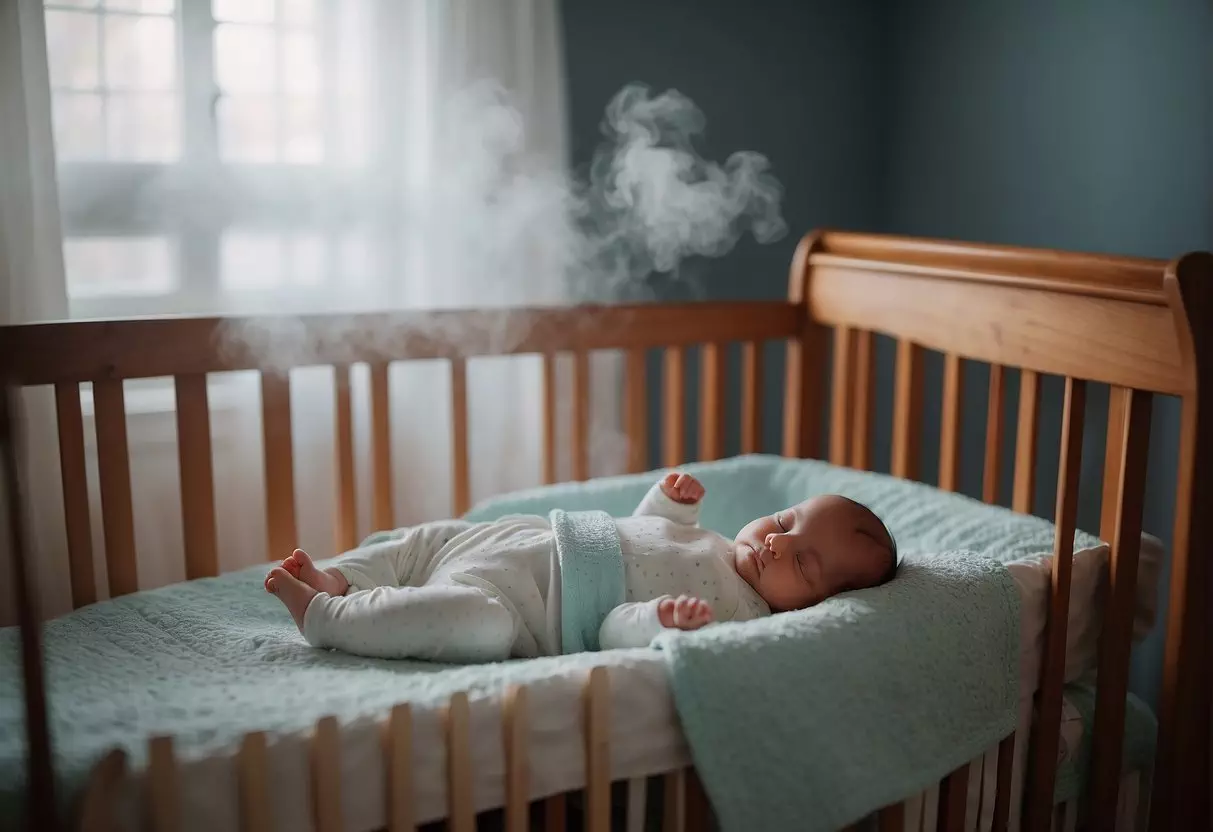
[1024,377,1086,832]
[625,349,648,473]
[386,704,414,832]
[662,770,685,832]
[782,320,826,460]
[740,341,763,455]
[174,374,218,579]
[573,351,591,481]
[260,373,296,558]
[686,769,710,831]
[544,794,566,832]
[503,685,529,832]
[699,343,726,462]
[585,667,611,832]
[891,339,924,479]
[935,763,968,831]
[94,379,138,597]
[450,358,470,515]
[626,778,648,832]
[1089,387,1151,829]
[851,329,875,470]
[663,347,687,467]
[147,736,180,832]
[991,733,1015,832]
[55,382,96,608]
[78,749,127,832]
[238,732,272,832]
[446,692,474,832]
[829,326,854,466]
[1100,386,1129,540]
[334,365,357,552]
[369,362,394,531]
[313,716,343,832]
[983,364,1007,504]
[542,354,558,484]
[1012,369,1040,514]
[939,354,964,492]
[877,804,904,831]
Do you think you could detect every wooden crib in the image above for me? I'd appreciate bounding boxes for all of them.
[2,231,1209,831]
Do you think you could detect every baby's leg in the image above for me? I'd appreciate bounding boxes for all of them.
[302,582,517,663]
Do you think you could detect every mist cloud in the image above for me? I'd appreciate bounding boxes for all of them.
[223,81,787,369]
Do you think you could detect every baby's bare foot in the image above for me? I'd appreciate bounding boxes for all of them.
[265,567,318,633]
[280,549,346,596]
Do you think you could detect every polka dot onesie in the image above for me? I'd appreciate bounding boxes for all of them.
[301,482,770,662]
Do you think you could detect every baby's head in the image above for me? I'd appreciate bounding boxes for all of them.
[732,495,897,612]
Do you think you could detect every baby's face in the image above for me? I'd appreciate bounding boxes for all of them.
[732,495,894,612]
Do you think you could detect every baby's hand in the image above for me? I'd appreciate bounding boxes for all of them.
[661,472,705,505]
[658,595,714,631]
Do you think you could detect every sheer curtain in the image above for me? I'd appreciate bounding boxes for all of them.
[1,0,583,624]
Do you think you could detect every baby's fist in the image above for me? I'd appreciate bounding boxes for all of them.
[661,472,705,505]
[658,595,715,631]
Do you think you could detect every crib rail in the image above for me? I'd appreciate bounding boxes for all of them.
[0,301,798,384]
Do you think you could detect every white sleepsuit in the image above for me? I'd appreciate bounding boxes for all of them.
[302,483,770,662]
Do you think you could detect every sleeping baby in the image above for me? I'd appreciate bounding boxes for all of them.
[265,472,898,662]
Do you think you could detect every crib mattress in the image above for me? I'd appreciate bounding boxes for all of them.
[0,563,1154,832]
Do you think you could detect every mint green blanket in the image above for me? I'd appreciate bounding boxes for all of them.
[651,553,1018,831]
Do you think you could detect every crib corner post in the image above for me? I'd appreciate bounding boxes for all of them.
[1154,253,1213,831]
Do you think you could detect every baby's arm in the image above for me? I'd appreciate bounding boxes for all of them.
[598,595,715,650]
[631,472,705,526]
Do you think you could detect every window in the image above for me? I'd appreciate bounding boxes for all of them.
[44,0,409,318]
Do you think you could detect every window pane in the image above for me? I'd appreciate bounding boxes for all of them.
[104,14,176,90]
[281,96,322,163]
[281,33,319,94]
[103,0,174,13]
[214,23,276,93]
[45,10,100,89]
[107,94,179,161]
[46,0,98,7]
[64,236,176,298]
[212,0,273,24]
[331,95,368,166]
[279,0,314,27]
[221,232,284,291]
[288,234,325,286]
[51,93,106,158]
[337,230,373,287]
[217,96,276,161]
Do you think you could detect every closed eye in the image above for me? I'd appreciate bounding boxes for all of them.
[775,513,790,532]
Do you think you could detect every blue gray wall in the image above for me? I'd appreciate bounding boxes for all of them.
[562,0,1212,703]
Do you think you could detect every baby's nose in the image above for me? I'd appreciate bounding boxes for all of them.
[765,533,787,556]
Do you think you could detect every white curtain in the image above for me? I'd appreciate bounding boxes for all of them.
[0,0,594,625]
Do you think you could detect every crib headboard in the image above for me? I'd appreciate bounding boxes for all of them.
[1,230,1209,829]
[791,230,1212,831]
